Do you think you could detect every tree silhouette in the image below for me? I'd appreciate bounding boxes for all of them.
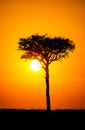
[18,34,75,111]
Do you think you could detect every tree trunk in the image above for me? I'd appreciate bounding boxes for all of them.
[46,64,51,110]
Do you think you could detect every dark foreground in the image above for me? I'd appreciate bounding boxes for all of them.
[0,109,85,129]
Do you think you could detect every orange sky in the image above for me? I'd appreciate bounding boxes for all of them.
[0,0,85,110]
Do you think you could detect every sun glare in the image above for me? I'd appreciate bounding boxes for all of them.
[30,59,42,72]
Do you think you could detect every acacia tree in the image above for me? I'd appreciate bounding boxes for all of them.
[18,34,75,110]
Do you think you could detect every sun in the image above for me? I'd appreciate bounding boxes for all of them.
[30,59,42,72]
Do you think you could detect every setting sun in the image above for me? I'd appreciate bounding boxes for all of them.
[30,59,42,72]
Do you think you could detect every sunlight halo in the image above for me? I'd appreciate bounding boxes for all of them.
[30,59,42,72]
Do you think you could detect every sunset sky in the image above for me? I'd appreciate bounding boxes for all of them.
[0,0,85,110]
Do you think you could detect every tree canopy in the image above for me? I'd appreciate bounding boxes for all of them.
[18,34,75,71]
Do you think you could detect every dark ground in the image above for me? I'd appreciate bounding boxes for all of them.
[0,109,85,129]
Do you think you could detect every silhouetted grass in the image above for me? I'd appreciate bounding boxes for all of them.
[0,109,85,129]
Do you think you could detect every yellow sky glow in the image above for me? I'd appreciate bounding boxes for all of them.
[0,0,85,109]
